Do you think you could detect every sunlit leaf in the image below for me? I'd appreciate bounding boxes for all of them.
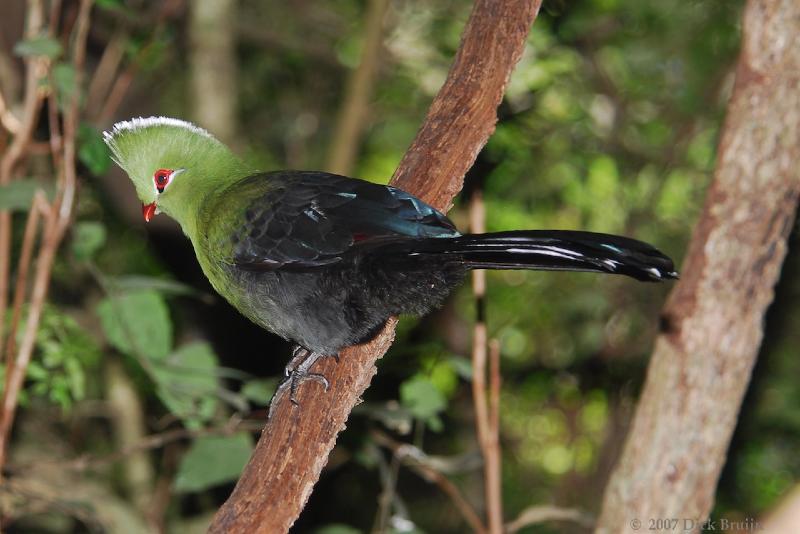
[400,375,446,423]
[426,358,459,397]
[96,290,172,360]
[174,433,253,492]
[14,36,62,58]
[241,378,278,404]
[152,342,219,424]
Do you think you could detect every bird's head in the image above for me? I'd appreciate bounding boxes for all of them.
[103,117,251,230]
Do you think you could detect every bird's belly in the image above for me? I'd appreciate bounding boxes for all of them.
[225,267,385,354]
[214,256,465,355]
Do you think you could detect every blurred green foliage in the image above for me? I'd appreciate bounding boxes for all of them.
[13,35,63,59]
[0,181,55,211]
[174,433,254,493]
[8,0,800,533]
[22,306,100,410]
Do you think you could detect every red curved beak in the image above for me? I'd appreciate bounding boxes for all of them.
[142,202,157,222]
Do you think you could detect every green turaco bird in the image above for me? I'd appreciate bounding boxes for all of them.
[104,116,677,405]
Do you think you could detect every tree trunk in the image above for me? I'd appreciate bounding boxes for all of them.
[207,1,542,532]
[189,0,238,145]
[596,0,800,531]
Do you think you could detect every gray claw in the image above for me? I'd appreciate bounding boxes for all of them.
[268,347,340,418]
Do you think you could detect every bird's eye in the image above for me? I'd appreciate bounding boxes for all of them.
[153,169,172,193]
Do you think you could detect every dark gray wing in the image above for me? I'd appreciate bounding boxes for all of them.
[228,171,459,271]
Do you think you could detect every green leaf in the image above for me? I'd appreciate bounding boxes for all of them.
[78,124,112,175]
[52,63,76,105]
[426,359,459,398]
[26,361,48,381]
[355,401,413,435]
[95,0,124,8]
[426,414,443,433]
[241,378,278,404]
[446,356,473,380]
[152,342,219,424]
[96,290,172,360]
[174,433,253,492]
[26,306,101,410]
[71,221,107,261]
[106,275,203,299]
[314,526,362,534]
[14,36,63,59]
[400,375,447,421]
[0,181,53,211]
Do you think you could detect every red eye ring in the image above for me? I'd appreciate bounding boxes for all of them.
[154,169,172,192]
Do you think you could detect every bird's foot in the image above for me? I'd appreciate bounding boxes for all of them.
[282,347,330,406]
[268,346,338,418]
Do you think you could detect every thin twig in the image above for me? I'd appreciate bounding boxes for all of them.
[0,477,104,529]
[0,0,93,478]
[86,31,127,120]
[504,504,594,533]
[3,192,47,366]
[0,0,47,363]
[5,414,263,475]
[97,1,178,123]
[48,0,62,32]
[488,339,501,437]
[97,65,135,124]
[487,337,502,533]
[57,0,92,229]
[47,78,63,171]
[0,90,22,133]
[470,190,503,534]
[372,443,403,534]
[372,430,486,534]
[469,193,489,442]
[0,202,56,475]
[147,440,181,531]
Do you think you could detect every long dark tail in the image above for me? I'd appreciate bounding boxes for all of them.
[403,230,679,282]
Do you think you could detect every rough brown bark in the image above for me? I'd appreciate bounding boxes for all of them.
[596,0,800,531]
[207,1,541,532]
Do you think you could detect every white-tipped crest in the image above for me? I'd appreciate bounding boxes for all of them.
[102,116,225,177]
[102,116,216,144]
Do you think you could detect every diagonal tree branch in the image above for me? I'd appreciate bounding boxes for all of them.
[596,0,800,530]
[208,1,542,532]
